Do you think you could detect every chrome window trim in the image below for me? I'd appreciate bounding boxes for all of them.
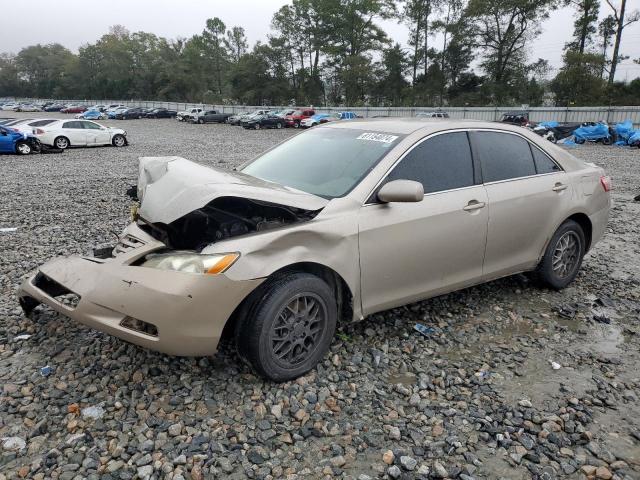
[362,127,565,206]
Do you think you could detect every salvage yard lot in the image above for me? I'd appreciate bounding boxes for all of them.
[1,113,639,479]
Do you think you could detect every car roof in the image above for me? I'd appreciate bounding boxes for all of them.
[322,117,531,135]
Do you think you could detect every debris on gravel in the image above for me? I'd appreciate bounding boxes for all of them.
[1,113,639,479]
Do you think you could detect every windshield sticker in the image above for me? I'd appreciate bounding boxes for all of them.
[357,132,399,144]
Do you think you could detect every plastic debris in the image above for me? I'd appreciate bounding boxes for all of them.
[550,361,562,370]
[14,334,32,341]
[81,405,105,420]
[40,365,54,377]
[573,122,611,144]
[0,227,17,233]
[1,436,26,451]
[414,323,436,337]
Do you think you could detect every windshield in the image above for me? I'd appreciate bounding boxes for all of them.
[242,127,403,199]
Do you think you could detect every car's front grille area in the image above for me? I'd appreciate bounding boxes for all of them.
[33,272,81,309]
[113,234,146,256]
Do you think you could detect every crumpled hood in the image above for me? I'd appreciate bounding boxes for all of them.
[137,156,328,224]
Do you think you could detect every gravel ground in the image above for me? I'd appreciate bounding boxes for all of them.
[1,113,639,480]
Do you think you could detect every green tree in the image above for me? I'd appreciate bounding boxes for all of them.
[225,26,248,62]
[565,0,599,54]
[375,44,410,105]
[464,0,555,103]
[604,0,639,84]
[551,51,606,105]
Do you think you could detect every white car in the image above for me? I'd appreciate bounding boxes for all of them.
[11,118,60,134]
[1,103,18,111]
[33,119,128,149]
[177,108,203,122]
[16,104,41,112]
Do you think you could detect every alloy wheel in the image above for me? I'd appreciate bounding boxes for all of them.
[269,294,327,368]
[17,143,31,154]
[552,231,580,278]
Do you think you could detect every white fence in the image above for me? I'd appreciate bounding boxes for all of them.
[14,98,640,126]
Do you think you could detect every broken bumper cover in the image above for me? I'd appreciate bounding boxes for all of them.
[18,250,262,357]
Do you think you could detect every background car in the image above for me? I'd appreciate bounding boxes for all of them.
[192,110,231,124]
[76,110,108,120]
[227,112,250,125]
[416,111,449,118]
[61,105,88,114]
[145,108,177,119]
[241,113,285,129]
[176,108,203,122]
[15,104,41,112]
[0,125,40,154]
[116,107,148,119]
[44,104,65,112]
[11,119,59,134]
[1,103,19,111]
[284,108,315,128]
[108,107,128,119]
[500,111,529,126]
[300,113,330,128]
[33,119,128,149]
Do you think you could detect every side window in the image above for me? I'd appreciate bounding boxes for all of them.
[473,132,536,182]
[82,121,101,130]
[531,145,561,174]
[62,121,81,129]
[386,132,475,193]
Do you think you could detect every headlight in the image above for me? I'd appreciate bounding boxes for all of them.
[140,252,239,275]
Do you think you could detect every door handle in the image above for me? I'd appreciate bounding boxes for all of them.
[463,200,486,211]
[552,183,568,192]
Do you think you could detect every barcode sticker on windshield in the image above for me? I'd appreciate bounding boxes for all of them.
[357,133,399,143]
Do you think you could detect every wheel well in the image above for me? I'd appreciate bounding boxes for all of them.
[567,213,592,251]
[221,262,354,341]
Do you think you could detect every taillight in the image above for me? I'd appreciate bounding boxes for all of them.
[34,129,45,135]
[600,175,611,192]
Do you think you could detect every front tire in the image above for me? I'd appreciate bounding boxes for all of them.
[54,136,69,149]
[537,220,585,290]
[254,123,260,130]
[276,122,283,129]
[16,141,32,155]
[236,273,337,382]
[112,134,126,147]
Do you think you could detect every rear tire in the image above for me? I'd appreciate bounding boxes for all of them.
[276,122,283,129]
[574,137,585,144]
[536,220,585,290]
[198,118,204,124]
[602,136,612,145]
[236,273,337,382]
[54,136,69,149]
[254,124,260,130]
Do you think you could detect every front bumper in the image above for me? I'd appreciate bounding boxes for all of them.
[17,224,263,356]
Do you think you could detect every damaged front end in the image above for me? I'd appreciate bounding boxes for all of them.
[138,196,319,251]
[132,156,327,252]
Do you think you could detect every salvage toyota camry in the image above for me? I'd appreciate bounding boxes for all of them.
[18,119,610,381]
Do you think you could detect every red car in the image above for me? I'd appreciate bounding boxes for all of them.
[284,108,315,128]
[61,105,88,114]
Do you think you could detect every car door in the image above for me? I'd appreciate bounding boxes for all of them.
[61,121,88,145]
[358,131,489,315]
[470,130,570,278]
[0,127,14,152]
[81,121,110,145]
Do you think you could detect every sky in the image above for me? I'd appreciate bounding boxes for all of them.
[3,0,640,81]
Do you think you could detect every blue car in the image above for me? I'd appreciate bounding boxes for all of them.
[79,110,107,120]
[0,126,40,155]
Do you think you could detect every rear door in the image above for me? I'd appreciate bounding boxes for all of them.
[0,127,14,152]
[61,121,87,145]
[358,131,489,314]
[470,130,570,278]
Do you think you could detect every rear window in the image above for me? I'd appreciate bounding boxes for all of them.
[473,132,536,182]
[29,120,56,127]
[531,145,561,174]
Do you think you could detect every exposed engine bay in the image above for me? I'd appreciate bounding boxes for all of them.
[139,196,320,251]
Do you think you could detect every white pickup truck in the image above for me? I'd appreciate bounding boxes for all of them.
[176,107,203,122]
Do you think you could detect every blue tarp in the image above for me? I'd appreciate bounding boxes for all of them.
[573,122,610,143]
[614,119,639,146]
[538,121,559,128]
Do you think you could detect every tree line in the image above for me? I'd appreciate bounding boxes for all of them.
[0,0,638,107]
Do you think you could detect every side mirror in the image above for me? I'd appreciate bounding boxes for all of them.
[377,180,424,203]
